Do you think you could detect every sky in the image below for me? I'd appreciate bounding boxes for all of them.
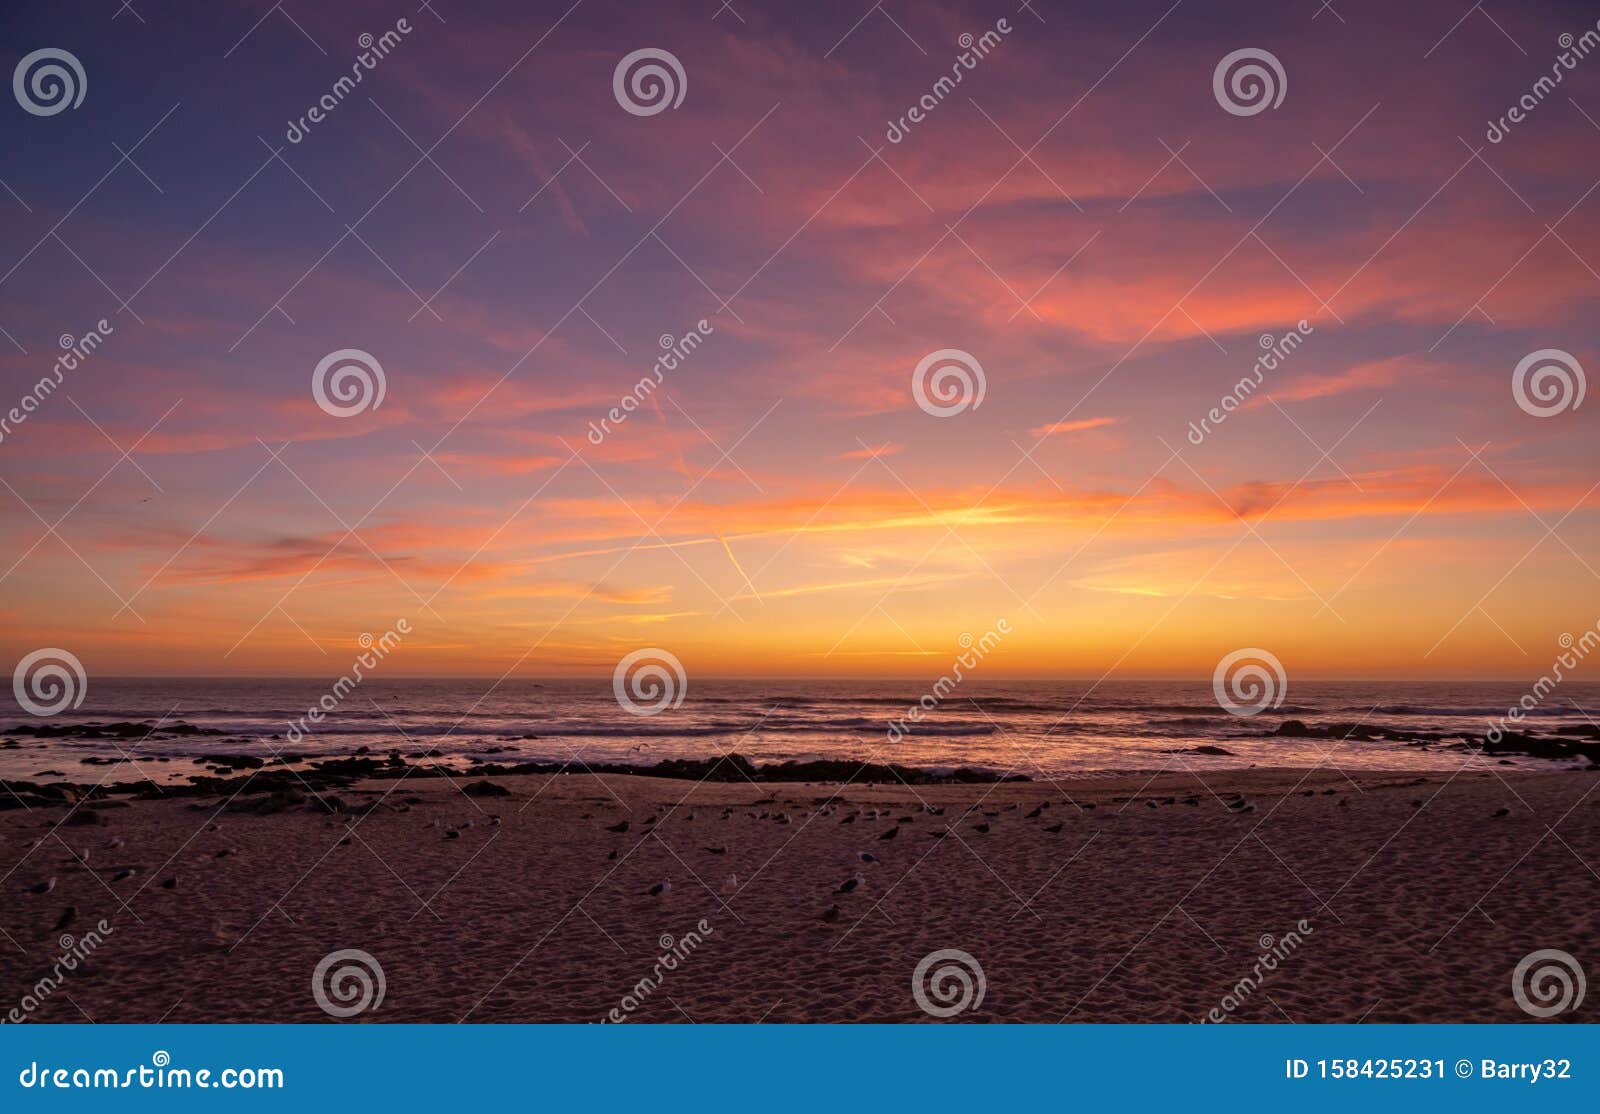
[0,0,1597,680]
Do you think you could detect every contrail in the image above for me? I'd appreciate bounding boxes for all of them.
[716,531,762,602]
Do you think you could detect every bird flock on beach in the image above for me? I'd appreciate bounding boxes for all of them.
[10,772,1529,960]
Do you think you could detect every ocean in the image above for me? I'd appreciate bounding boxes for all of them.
[5,677,1597,785]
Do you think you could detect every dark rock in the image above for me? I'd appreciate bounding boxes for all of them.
[462,779,510,798]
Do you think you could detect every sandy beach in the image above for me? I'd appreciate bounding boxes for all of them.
[3,764,1595,1023]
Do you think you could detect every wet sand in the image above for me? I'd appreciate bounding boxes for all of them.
[2,766,1596,1022]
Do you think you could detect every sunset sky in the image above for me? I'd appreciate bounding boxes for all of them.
[1,0,1597,679]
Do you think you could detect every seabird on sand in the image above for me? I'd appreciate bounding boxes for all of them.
[53,906,76,931]
[835,873,864,894]
[646,881,671,897]
[29,877,56,895]
[606,820,630,833]
[820,903,840,923]
[857,851,878,863]
[877,826,898,841]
